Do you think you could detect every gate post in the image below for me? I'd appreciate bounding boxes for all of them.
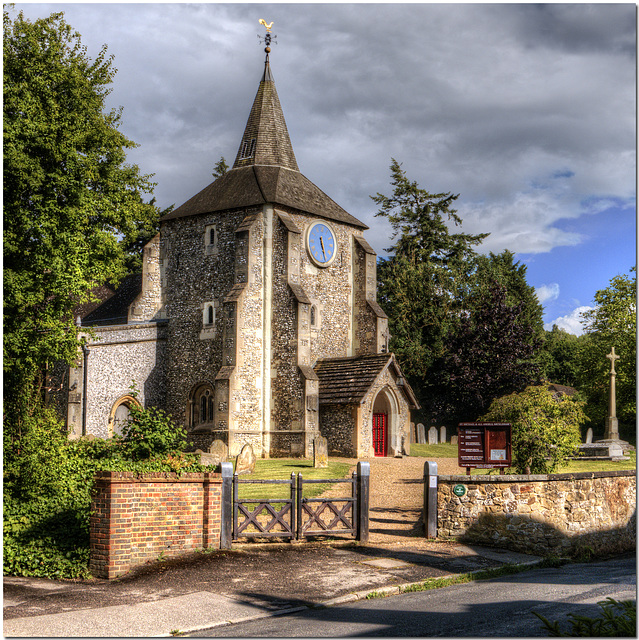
[296,473,303,540]
[424,461,438,539]
[220,462,233,549]
[290,472,296,542]
[356,461,370,542]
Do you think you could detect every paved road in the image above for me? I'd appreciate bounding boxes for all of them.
[190,555,636,637]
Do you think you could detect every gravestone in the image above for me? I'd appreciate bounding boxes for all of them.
[313,436,328,468]
[439,426,447,444]
[417,423,426,444]
[410,422,416,443]
[195,449,216,467]
[235,443,256,475]
[451,435,458,446]
[196,439,229,468]
[428,426,438,445]
[585,428,593,444]
[209,439,228,463]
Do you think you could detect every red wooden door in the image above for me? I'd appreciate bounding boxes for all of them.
[372,413,387,457]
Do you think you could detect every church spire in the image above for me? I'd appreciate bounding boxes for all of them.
[232,21,299,171]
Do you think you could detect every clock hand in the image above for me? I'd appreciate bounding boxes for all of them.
[320,236,326,260]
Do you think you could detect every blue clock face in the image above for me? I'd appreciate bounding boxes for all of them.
[307,222,336,266]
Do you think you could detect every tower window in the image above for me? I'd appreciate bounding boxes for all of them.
[310,305,316,326]
[200,302,217,340]
[109,394,141,437]
[205,224,218,254]
[240,138,256,159]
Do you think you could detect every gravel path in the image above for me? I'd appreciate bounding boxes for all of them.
[324,456,464,546]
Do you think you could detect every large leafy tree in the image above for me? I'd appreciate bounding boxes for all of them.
[473,250,544,342]
[3,9,158,428]
[577,268,636,432]
[539,325,584,387]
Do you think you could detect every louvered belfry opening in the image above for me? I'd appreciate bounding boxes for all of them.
[232,58,299,171]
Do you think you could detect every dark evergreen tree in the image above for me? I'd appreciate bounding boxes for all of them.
[374,160,543,427]
[373,159,486,414]
[435,281,542,425]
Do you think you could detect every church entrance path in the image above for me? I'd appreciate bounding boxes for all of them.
[321,456,464,547]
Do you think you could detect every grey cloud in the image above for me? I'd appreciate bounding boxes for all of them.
[13,3,636,256]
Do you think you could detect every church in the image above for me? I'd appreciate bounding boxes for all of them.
[62,35,418,459]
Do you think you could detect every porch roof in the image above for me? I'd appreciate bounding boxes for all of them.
[314,353,419,409]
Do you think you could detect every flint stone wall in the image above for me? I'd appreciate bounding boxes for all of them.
[81,323,167,438]
[162,208,255,443]
[437,471,636,556]
[321,404,356,457]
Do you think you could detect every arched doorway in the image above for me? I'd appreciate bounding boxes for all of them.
[109,394,141,436]
[372,412,387,456]
[372,387,398,457]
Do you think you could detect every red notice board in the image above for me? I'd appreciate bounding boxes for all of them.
[458,423,512,475]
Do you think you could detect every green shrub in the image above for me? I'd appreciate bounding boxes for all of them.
[535,598,636,636]
[481,385,586,474]
[120,400,188,460]
[3,402,204,579]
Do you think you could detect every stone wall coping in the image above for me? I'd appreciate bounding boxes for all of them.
[94,470,222,484]
[88,321,168,334]
[438,470,635,482]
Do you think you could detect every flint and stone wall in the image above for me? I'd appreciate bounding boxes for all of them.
[70,198,406,457]
[90,471,222,579]
[161,203,388,458]
[436,471,636,556]
[68,324,167,439]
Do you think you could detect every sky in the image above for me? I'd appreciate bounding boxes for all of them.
[12,2,637,335]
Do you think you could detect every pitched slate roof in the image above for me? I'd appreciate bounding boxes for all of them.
[81,274,142,326]
[161,59,367,229]
[314,353,419,408]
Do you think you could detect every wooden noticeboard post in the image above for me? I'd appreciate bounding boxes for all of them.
[457,423,512,476]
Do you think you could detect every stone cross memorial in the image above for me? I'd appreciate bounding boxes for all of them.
[604,347,620,441]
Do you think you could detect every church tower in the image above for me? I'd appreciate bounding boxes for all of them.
[72,23,418,458]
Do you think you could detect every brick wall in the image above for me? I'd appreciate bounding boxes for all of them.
[436,470,636,556]
[90,471,222,579]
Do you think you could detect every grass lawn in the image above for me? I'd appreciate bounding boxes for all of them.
[410,443,636,474]
[410,443,458,458]
[236,458,353,502]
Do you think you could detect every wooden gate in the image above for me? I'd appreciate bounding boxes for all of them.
[226,462,369,544]
[373,413,387,456]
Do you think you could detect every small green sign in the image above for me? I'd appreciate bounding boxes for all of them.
[453,484,466,497]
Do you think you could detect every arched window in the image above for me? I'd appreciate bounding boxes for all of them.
[190,384,214,428]
[209,227,215,246]
[207,304,214,326]
[310,305,317,327]
[109,394,141,436]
